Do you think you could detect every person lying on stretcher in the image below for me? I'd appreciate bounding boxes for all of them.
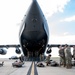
[12,60,24,67]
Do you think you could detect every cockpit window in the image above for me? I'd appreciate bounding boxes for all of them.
[32,18,37,22]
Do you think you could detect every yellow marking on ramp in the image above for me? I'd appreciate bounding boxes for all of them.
[31,62,34,75]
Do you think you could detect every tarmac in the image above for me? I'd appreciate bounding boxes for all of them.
[0,58,75,75]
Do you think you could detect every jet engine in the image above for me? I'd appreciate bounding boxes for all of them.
[15,48,21,54]
[0,48,7,55]
[46,48,52,54]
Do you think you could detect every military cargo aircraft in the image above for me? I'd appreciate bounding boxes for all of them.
[0,0,74,58]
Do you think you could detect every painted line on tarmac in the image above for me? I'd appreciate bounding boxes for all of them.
[31,62,34,75]
[27,62,38,75]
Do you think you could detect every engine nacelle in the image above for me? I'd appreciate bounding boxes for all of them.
[0,48,7,55]
[46,48,52,54]
[15,48,21,54]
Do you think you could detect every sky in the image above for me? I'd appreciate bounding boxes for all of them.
[0,0,75,58]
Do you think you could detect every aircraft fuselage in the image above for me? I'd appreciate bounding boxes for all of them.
[19,0,49,57]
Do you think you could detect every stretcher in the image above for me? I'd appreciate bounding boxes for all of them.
[37,62,45,67]
[12,61,24,67]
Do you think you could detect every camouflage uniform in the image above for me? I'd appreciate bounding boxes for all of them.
[64,46,72,69]
[73,47,75,65]
[19,55,24,62]
[73,48,75,60]
[46,55,51,66]
[59,48,65,67]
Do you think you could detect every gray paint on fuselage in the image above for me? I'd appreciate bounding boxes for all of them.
[19,0,49,56]
[20,0,49,33]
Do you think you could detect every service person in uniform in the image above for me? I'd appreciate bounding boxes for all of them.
[58,45,66,67]
[46,54,51,66]
[64,44,72,69]
[73,46,75,65]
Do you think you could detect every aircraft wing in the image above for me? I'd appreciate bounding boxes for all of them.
[46,44,75,54]
[47,44,75,48]
[0,44,20,48]
[0,44,21,55]
[0,44,74,48]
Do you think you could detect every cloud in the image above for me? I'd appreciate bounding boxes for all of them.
[0,0,72,58]
[0,0,72,45]
[63,32,69,35]
[49,34,75,44]
[60,15,75,22]
[38,0,70,17]
[0,0,70,25]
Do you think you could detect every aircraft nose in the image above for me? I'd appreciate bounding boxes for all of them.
[22,31,45,41]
